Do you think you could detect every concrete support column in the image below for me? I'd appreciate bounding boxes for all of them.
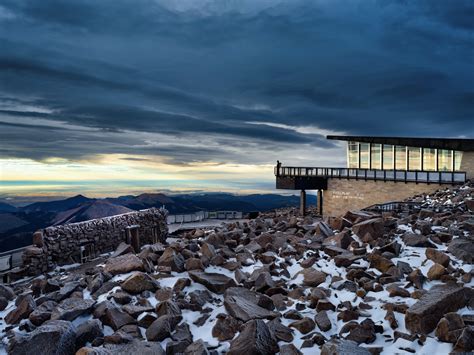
[300,190,306,216]
[318,189,323,216]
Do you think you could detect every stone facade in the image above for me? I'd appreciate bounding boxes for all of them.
[323,179,454,216]
[461,151,474,179]
[22,208,168,275]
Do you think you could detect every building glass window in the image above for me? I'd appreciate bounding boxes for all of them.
[383,145,394,169]
[359,143,370,169]
[438,150,452,171]
[423,148,436,171]
[347,142,359,168]
[408,147,421,170]
[395,146,406,170]
[371,144,381,169]
[454,151,463,171]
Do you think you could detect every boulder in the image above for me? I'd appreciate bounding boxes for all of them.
[156,300,182,317]
[321,338,371,355]
[224,287,279,322]
[299,268,327,287]
[314,222,334,238]
[453,326,474,352]
[146,315,182,341]
[5,294,35,324]
[345,319,376,344]
[189,271,237,294]
[407,269,425,289]
[448,238,474,263]
[289,317,315,334]
[405,285,474,334]
[111,242,134,258]
[267,318,294,342]
[0,284,15,300]
[100,305,136,331]
[427,263,446,280]
[184,340,209,355]
[158,247,185,272]
[8,320,77,355]
[228,319,279,355]
[402,233,435,248]
[0,297,8,311]
[165,323,193,354]
[352,218,384,240]
[104,340,165,354]
[212,314,242,341]
[185,258,204,271]
[368,253,394,273]
[50,298,95,321]
[315,310,332,331]
[280,344,303,355]
[103,254,144,275]
[29,300,57,326]
[323,230,354,249]
[76,319,104,349]
[435,312,465,343]
[120,272,158,293]
[425,248,450,267]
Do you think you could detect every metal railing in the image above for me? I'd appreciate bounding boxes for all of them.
[0,246,28,273]
[364,201,422,213]
[275,166,466,184]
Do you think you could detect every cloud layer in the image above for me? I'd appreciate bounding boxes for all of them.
[1,0,473,171]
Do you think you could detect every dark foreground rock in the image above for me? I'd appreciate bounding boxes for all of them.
[321,338,371,355]
[9,320,77,355]
[405,285,473,334]
[224,287,279,322]
[189,271,237,294]
[228,319,279,355]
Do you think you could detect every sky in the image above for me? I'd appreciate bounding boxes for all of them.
[0,0,473,198]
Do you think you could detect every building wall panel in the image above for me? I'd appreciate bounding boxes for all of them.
[324,179,452,216]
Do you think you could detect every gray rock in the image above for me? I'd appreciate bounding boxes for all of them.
[103,254,144,276]
[315,310,332,332]
[111,242,134,258]
[0,284,15,300]
[145,315,182,341]
[184,339,209,355]
[5,294,35,325]
[189,271,237,294]
[76,319,103,349]
[104,340,165,354]
[321,338,371,355]
[9,320,77,355]
[228,319,279,355]
[100,305,136,331]
[51,298,95,321]
[29,300,57,326]
[405,285,474,334]
[224,287,279,322]
[448,238,474,263]
[120,272,158,294]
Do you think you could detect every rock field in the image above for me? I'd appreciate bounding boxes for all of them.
[1,182,473,354]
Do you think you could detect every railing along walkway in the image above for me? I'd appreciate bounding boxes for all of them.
[275,166,466,184]
[363,201,422,213]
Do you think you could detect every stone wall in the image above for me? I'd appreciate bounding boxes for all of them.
[21,208,168,275]
[461,151,474,180]
[323,179,453,216]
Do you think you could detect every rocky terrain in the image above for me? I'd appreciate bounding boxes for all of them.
[0,192,314,252]
[0,183,473,354]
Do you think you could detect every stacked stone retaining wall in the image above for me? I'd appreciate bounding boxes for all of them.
[21,208,168,275]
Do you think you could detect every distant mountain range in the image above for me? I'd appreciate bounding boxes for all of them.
[0,192,316,252]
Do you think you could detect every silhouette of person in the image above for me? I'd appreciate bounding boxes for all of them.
[276,160,281,176]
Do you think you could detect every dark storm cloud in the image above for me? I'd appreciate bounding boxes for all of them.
[0,0,473,165]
